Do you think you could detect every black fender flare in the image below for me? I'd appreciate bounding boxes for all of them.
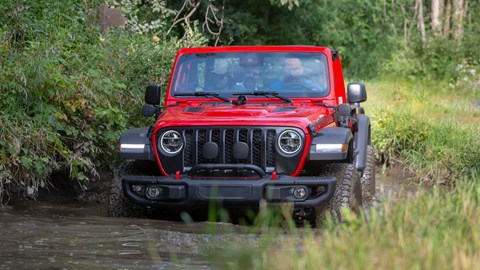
[308,127,353,161]
[354,114,370,171]
[118,127,155,161]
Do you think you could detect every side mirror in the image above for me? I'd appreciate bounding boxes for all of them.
[142,104,156,118]
[347,82,367,103]
[145,84,161,105]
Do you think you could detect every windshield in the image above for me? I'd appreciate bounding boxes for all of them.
[170,52,330,99]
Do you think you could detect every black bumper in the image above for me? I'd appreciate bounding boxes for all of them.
[122,174,336,208]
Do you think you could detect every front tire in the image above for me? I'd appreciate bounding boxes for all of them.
[361,146,376,206]
[107,161,145,217]
[314,163,362,226]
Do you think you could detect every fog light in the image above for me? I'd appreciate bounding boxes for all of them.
[132,185,144,196]
[146,186,162,199]
[293,186,307,199]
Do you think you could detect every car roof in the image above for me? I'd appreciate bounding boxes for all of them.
[177,45,334,55]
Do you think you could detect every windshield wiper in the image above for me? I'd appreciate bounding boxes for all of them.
[233,91,292,103]
[174,92,232,103]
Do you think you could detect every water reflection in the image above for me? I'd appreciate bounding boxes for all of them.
[0,165,411,269]
[0,201,250,269]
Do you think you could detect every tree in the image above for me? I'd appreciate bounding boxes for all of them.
[416,0,426,45]
[431,0,443,36]
[452,0,467,42]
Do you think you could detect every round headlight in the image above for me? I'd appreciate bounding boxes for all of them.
[159,130,183,154]
[277,130,302,155]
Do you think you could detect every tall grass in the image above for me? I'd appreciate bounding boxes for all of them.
[367,79,480,184]
[214,173,480,270]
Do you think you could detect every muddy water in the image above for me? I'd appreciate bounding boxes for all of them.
[0,200,260,269]
[374,164,417,202]
[0,166,413,269]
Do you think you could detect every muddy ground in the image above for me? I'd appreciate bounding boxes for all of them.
[0,165,415,269]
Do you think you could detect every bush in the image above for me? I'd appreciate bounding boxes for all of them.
[0,0,206,202]
[368,80,480,184]
[372,110,432,165]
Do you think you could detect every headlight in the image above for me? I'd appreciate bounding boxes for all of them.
[159,130,183,154]
[277,130,302,155]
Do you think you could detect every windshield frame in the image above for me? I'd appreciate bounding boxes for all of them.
[168,51,331,102]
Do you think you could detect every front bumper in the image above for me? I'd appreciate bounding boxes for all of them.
[122,172,336,208]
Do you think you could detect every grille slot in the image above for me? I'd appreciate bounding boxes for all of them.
[197,129,207,164]
[266,130,276,168]
[183,130,194,167]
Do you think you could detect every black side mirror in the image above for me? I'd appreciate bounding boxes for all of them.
[142,104,156,117]
[145,84,161,105]
[347,82,367,103]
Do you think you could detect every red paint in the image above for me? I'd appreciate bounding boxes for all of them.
[153,46,346,177]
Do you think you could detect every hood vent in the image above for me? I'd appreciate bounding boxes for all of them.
[273,107,297,112]
[184,107,203,112]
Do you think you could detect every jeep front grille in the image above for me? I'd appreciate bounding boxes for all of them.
[156,126,305,175]
[182,127,276,170]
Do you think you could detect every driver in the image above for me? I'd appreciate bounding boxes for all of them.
[268,57,323,92]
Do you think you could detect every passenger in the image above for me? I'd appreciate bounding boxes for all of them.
[210,59,233,91]
[235,68,262,91]
[269,57,323,92]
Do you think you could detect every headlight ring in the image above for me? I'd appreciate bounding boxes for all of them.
[277,129,302,155]
[159,130,183,155]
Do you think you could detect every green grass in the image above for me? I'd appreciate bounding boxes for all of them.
[365,79,480,184]
[214,174,480,270]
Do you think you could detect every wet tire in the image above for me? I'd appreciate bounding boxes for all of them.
[107,161,144,217]
[314,163,362,226]
[361,146,376,206]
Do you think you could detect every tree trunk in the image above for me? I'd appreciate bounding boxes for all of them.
[452,0,466,42]
[431,0,443,37]
[416,0,427,45]
[400,4,408,43]
[444,0,452,39]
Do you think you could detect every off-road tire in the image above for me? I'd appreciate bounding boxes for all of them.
[107,161,145,217]
[361,145,376,206]
[314,163,362,226]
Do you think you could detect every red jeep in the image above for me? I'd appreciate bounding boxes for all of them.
[108,46,375,225]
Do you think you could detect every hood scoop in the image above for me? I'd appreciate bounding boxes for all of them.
[184,107,203,112]
[273,107,297,112]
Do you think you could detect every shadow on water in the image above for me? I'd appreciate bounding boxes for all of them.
[0,164,415,269]
[0,199,257,269]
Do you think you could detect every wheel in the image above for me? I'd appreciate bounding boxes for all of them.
[282,83,313,91]
[107,161,145,217]
[314,163,362,226]
[361,145,376,206]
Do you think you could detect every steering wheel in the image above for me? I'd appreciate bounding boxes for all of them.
[282,83,323,92]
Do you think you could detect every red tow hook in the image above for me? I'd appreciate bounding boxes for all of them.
[271,171,277,180]
[175,170,181,180]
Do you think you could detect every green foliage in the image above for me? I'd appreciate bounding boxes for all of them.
[367,79,480,184]
[104,0,480,80]
[106,0,175,33]
[215,175,480,269]
[372,110,432,164]
[0,0,205,200]
[219,0,480,80]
